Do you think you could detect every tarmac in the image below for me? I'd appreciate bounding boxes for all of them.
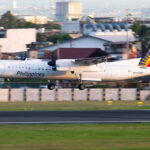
[0,110,150,124]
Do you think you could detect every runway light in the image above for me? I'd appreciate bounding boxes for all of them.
[137,102,143,107]
[107,101,113,106]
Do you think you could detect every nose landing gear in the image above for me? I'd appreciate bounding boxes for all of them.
[78,84,85,90]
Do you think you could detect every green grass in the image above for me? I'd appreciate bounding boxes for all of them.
[0,101,150,111]
[0,124,150,150]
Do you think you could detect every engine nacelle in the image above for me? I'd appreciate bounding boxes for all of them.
[48,60,57,71]
[48,60,56,67]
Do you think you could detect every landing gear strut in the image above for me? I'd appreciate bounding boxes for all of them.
[48,83,55,90]
[74,73,86,90]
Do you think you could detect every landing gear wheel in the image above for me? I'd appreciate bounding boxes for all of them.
[48,83,55,90]
[78,84,85,90]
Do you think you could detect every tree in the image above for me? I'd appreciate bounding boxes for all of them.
[37,33,46,42]
[0,11,18,29]
[0,11,41,29]
[131,22,150,56]
[0,11,61,30]
[47,34,72,44]
[44,22,61,29]
[131,22,141,35]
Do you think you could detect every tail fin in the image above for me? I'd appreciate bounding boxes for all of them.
[139,49,150,67]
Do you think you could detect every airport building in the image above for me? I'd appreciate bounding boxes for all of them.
[0,28,36,53]
[55,1,82,22]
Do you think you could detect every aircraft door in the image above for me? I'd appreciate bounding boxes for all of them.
[111,65,132,80]
[99,65,112,80]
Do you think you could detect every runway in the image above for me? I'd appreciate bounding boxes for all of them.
[0,110,150,124]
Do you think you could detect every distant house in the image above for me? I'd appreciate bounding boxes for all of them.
[37,33,139,60]
[27,42,53,59]
[45,48,108,59]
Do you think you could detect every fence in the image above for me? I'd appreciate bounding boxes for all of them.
[0,88,150,102]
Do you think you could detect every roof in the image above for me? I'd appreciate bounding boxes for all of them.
[89,30,137,43]
[39,35,109,51]
[51,48,108,59]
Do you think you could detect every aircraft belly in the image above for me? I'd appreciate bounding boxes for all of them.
[82,72,101,81]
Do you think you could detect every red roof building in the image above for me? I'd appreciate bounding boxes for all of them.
[50,48,108,59]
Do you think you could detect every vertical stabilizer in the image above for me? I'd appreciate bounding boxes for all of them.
[139,49,150,67]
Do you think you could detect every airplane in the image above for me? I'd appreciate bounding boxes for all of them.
[0,49,150,90]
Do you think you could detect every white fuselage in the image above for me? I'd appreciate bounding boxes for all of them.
[0,58,149,81]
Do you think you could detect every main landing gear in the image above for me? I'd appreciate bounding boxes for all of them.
[77,73,85,90]
[47,82,85,90]
[47,72,85,90]
[47,83,55,90]
[47,83,85,90]
[78,84,85,90]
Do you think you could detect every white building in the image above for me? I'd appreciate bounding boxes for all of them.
[55,1,82,22]
[61,21,80,33]
[0,29,36,53]
[13,0,18,9]
[19,16,48,24]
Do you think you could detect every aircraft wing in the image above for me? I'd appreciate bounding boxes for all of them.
[72,56,112,65]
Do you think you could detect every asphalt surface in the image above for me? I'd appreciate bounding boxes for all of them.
[0,110,150,124]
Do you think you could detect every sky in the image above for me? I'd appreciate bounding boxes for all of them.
[0,0,149,9]
[0,0,150,17]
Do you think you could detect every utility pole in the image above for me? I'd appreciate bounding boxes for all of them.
[57,40,60,59]
[0,45,2,59]
[56,40,60,88]
[125,9,132,60]
[50,0,55,21]
[126,9,129,60]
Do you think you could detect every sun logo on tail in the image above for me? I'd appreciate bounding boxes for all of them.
[139,49,150,67]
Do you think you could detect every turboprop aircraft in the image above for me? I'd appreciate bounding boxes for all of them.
[0,49,150,90]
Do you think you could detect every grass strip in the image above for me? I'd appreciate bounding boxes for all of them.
[0,124,150,150]
[0,101,149,111]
